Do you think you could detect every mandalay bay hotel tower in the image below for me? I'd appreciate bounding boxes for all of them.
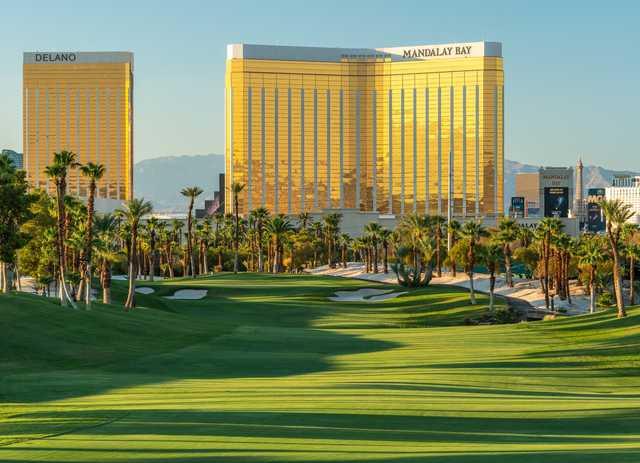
[225,41,504,222]
[23,52,134,204]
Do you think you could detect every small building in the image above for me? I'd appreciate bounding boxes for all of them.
[605,176,640,224]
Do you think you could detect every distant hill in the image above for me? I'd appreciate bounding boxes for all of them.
[4,148,637,213]
[134,154,224,212]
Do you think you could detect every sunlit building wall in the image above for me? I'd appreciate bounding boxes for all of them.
[225,42,504,216]
[23,52,134,200]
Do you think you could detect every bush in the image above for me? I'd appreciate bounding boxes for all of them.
[597,291,614,308]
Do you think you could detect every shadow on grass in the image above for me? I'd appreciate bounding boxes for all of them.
[2,409,640,462]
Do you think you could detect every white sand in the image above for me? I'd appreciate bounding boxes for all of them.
[135,287,155,294]
[163,289,208,300]
[311,263,590,314]
[329,287,407,302]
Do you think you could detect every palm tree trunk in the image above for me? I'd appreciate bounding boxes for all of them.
[0,262,6,293]
[504,247,512,287]
[489,273,496,312]
[612,248,626,317]
[15,264,21,292]
[373,245,379,273]
[589,267,596,313]
[436,232,442,278]
[125,229,137,309]
[565,253,572,305]
[543,236,550,309]
[383,245,389,274]
[630,255,634,305]
[149,251,156,282]
[468,272,476,304]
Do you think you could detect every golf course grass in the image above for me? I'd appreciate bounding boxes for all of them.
[1,273,639,462]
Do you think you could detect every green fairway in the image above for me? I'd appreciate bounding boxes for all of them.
[1,274,639,462]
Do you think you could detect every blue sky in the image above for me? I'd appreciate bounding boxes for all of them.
[1,0,638,169]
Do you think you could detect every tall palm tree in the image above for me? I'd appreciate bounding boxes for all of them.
[338,233,352,268]
[364,222,382,273]
[398,214,430,272]
[536,218,562,309]
[145,216,160,282]
[460,220,489,304]
[230,182,245,273]
[93,213,118,304]
[119,198,153,309]
[44,150,79,308]
[266,214,293,273]
[323,213,342,268]
[297,212,311,231]
[482,242,503,312]
[180,186,203,277]
[600,199,634,317]
[447,219,461,277]
[250,207,270,272]
[622,223,640,306]
[79,162,105,308]
[379,228,392,274]
[496,217,519,287]
[578,234,606,313]
[431,215,447,277]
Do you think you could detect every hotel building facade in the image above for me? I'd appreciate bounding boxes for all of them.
[225,42,504,217]
[23,52,134,201]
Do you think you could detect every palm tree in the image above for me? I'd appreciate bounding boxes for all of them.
[297,212,311,231]
[364,222,383,273]
[622,224,640,306]
[93,213,118,304]
[266,215,293,273]
[250,207,270,272]
[78,162,105,308]
[44,150,79,308]
[180,186,203,277]
[145,216,160,282]
[323,213,342,268]
[578,234,606,313]
[196,218,212,275]
[431,215,447,277]
[482,242,503,312]
[496,217,519,287]
[230,182,245,273]
[460,220,489,304]
[447,220,461,276]
[169,218,183,277]
[380,228,392,274]
[119,198,153,309]
[338,233,351,268]
[536,218,562,309]
[600,199,634,317]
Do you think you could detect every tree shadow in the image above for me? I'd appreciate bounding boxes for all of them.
[2,409,640,462]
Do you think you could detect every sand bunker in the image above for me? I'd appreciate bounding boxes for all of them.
[163,289,208,300]
[135,287,155,294]
[330,288,407,302]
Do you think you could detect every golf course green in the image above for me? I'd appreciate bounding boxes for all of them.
[1,273,639,462]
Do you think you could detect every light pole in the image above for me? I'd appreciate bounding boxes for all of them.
[447,150,453,252]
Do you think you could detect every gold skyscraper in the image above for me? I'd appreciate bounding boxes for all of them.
[225,42,504,217]
[23,52,134,201]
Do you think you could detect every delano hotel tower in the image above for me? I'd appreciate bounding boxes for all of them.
[226,42,504,217]
[23,52,134,201]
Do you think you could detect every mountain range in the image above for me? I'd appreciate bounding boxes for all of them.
[2,149,637,212]
[137,154,639,212]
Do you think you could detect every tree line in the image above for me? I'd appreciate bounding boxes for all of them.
[1,153,637,318]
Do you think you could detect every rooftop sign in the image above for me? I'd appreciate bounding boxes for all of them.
[227,42,501,63]
[24,52,134,65]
